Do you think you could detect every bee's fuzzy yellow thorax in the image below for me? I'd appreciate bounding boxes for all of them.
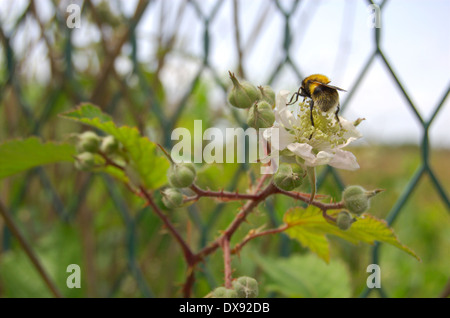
[303,74,331,95]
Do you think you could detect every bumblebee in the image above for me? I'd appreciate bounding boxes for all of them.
[288,74,346,127]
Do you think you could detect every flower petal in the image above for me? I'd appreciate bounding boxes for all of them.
[340,117,362,140]
[263,126,296,151]
[275,91,296,129]
[286,143,328,167]
[328,149,360,171]
[287,142,315,161]
[276,90,290,111]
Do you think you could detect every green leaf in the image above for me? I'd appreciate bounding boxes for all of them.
[0,137,75,180]
[284,206,421,263]
[61,103,169,189]
[253,253,351,297]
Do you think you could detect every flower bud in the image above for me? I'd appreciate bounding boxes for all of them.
[74,152,96,171]
[232,276,259,298]
[258,85,276,108]
[77,131,101,153]
[247,101,275,129]
[100,135,120,155]
[336,211,354,231]
[342,185,370,215]
[273,163,304,191]
[161,188,183,209]
[212,287,237,298]
[227,72,261,109]
[167,162,196,188]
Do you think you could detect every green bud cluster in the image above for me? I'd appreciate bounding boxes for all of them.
[227,72,261,109]
[167,162,196,188]
[258,85,275,108]
[212,276,259,298]
[232,276,259,298]
[227,72,277,130]
[273,163,304,191]
[247,101,275,129]
[161,188,184,209]
[342,185,371,215]
[336,211,354,231]
[100,135,120,155]
[335,185,383,230]
[74,131,121,172]
[212,287,238,298]
[74,152,96,171]
[77,131,101,153]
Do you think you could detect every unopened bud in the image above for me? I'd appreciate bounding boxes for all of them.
[167,162,196,188]
[247,101,275,129]
[161,188,183,209]
[336,211,354,231]
[343,185,370,215]
[100,135,120,155]
[258,85,276,108]
[77,131,101,153]
[232,276,259,298]
[74,152,96,171]
[227,72,261,109]
[212,287,237,298]
[273,163,304,191]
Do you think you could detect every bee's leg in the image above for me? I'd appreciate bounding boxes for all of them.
[287,93,299,105]
[309,100,315,140]
[287,86,302,105]
[335,104,342,128]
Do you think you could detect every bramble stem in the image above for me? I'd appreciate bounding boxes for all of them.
[232,224,289,254]
[0,200,63,298]
[222,237,232,289]
[139,186,195,265]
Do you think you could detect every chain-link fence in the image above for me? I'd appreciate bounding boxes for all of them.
[0,0,448,298]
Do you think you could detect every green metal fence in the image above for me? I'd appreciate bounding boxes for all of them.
[0,0,448,298]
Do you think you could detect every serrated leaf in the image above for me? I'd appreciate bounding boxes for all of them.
[60,103,169,189]
[284,206,420,263]
[0,137,75,180]
[253,253,351,297]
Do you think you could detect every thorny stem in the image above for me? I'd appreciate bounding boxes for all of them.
[182,267,196,298]
[99,152,125,171]
[139,186,196,266]
[221,237,232,289]
[196,182,279,260]
[231,224,289,255]
[118,161,344,297]
[0,200,63,298]
[275,187,345,211]
[92,147,346,297]
[189,184,260,201]
[194,182,344,262]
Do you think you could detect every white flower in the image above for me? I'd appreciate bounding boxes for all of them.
[264,90,363,171]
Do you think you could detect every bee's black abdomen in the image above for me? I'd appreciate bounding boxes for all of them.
[311,85,339,112]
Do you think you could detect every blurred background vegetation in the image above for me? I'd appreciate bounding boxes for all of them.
[0,0,448,298]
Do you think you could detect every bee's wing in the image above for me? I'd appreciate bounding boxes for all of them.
[311,81,347,92]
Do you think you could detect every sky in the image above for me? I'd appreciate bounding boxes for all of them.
[1,0,449,148]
